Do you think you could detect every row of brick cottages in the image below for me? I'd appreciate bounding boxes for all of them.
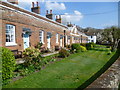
[0,1,88,52]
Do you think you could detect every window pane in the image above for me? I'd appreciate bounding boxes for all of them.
[6,24,15,43]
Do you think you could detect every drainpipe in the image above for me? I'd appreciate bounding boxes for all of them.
[81,35,82,43]
[64,30,66,47]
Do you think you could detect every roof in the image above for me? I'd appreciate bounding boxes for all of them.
[0,1,68,29]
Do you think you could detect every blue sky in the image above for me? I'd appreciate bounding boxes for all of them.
[17,1,119,29]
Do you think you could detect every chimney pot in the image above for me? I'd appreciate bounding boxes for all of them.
[56,15,58,19]
[31,2,40,14]
[46,10,48,14]
[32,2,34,7]
[50,10,52,14]
[59,15,61,19]
[36,2,38,7]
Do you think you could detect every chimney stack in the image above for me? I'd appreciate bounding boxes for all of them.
[7,0,18,5]
[67,22,73,27]
[37,2,38,7]
[56,15,58,19]
[46,10,53,19]
[55,15,62,23]
[32,2,34,7]
[31,2,40,14]
[50,10,52,14]
[46,10,48,14]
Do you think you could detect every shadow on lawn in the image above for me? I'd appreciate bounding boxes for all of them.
[76,49,120,90]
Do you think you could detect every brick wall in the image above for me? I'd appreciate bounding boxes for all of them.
[0,1,88,51]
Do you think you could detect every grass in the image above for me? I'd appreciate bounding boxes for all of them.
[3,46,115,88]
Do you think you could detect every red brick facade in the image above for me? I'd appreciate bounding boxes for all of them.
[0,1,88,51]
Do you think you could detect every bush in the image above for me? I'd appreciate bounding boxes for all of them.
[66,45,71,49]
[107,51,111,55]
[1,47,16,85]
[59,48,70,58]
[71,43,81,53]
[40,47,46,53]
[89,42,96,47]
[23,47,40,58]
[35,42,43,49]
[80,43,86,47]
[86,43,94,50]
[23,47,42,72]
[80,46,87,52]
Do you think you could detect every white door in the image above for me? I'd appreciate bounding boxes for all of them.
[60,39,62,47]
[47,37,50,49]
[23,34,29,49]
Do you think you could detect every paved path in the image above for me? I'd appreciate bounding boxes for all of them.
[41,51,58,57]
[87,57,120,88]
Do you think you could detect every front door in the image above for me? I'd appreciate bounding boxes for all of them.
[23,34,29,49]
[47,37,50,49]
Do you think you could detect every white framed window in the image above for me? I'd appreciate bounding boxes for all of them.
[39,30,44,44]
[56,33,59,43]
[5,24,17,46]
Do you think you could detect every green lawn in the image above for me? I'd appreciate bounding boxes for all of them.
[4,47,115,88]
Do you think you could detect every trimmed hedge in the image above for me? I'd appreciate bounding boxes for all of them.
[80,43,86,47]
[89,42,96,47]
[80,46,87,52]
[1,47,16,85]
[71,43,81,53]
[86,43,94,50]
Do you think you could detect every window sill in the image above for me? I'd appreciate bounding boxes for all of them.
[5,43,17,47]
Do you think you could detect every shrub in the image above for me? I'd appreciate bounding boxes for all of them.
[23,47,42,71]
[107,51,111,55]
[86,43,94,50]
[23,47,40,58]
[80,43,86,47]
[40,47,46,53]
[66,45,71,49]
[1,47,16,85]
[89,42,96,47]
[35,42,43,49]
[59,48,70,58]
[71,43,81,53]
[80,46,87,52]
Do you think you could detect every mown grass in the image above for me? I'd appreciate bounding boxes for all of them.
[3,46,115,88]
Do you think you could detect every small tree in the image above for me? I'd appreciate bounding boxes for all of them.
[102,26,120,52]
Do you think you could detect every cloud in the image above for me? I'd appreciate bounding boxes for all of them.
[62,10,83,25]
[18,0,39,11]
[45,1,66,10]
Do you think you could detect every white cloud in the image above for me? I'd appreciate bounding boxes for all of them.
[62,10,83,25]
[45,1,66,10]
[18,0,39,11]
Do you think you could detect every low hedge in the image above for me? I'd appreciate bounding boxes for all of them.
[80,46,87,52]
[1,47,16,85]
[71,43,81,53]
[86,43,94,50]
